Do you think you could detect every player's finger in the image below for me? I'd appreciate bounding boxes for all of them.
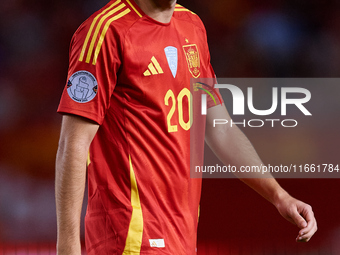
[296,217,317,242]
[296,229,315,242]
[296,234,311,242]
[299,219,317,237]
[299,206,317,232]
[297,229,314,242]
[290,210,308,229]
[297,203,316,227]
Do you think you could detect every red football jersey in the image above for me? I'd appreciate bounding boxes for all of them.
[58,1,221,254]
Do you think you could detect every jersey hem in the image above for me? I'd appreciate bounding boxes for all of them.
[57,107,103,125]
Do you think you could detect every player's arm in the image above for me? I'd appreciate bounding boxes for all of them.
[205,104,317,242]
[55,114,99,255]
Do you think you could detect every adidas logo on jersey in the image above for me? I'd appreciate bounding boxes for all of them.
[143,57,164,76]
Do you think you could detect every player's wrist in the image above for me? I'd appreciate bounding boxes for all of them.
[271,188,291,208]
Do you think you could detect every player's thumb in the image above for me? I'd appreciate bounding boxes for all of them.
[291,212,307,229]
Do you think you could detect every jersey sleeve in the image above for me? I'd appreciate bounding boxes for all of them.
[206,67,223,109]
[57,19,122,125]
[198,17,223,109]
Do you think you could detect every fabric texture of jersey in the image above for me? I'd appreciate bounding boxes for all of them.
[57,1,222,254]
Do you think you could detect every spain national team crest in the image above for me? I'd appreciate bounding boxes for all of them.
[183,44,201,78]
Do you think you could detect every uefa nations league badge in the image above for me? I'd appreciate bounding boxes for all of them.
[67,71,98,103]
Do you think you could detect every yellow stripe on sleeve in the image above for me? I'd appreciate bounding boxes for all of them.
[86,3,126,63]
[174,9,196,15]
[79,0,122,62]
[92,8,131,65]
[174,4,196,15]
[126,0,142,17]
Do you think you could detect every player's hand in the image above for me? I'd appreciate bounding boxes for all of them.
[275,194,317,242]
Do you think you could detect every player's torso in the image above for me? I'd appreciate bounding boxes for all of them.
[113,15,210,134]
[101,14,211,178]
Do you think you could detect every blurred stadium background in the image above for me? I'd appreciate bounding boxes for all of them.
[0,0,340,254]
